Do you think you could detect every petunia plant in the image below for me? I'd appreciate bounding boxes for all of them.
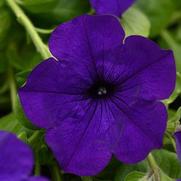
[0,0,181,180]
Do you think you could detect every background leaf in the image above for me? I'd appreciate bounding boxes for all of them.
[115,161,147,181]
[22,0,91,24]
[21,0,58,13]
[136,0,175,37]
[124,171,145,181]
[152,149,181,179]
[0,8,12,48]
[0,113,22,133]
[121,7,151,37]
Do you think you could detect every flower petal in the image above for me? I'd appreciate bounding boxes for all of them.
[0,131,33,180]
[120,36,176,101]
[90,0,135,16]
[19,58,93,129]
[46,101,112,176]
[174,131,181,161]
[49,15,125,63]
[0,175,26,181]
[97,36,176,101]
[108,99,167,163]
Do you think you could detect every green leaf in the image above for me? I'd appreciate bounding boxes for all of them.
[124,171,145,181]
[22,0,90,24]
[81,177,92,181]
[172,0,181,10]
[136,0,175,37]
[0,0,5,7]
[159,170,174,181]
[18,131,28,142]
[97,158,121,180]
[21,0,58,13]
[0,8,12,48]
[152,149,181,179]
[145,169,174,181]
[121,7,150,37]
[16,70,31,87]
[6,28,43,71]
[38,144,54,165]
[49,0,91,22]
[115,161,147,181]
[167,107,181,133]
[0,52,8,73]
[176,25,181,42]
[0,113,22,133]
[28,130,45,149]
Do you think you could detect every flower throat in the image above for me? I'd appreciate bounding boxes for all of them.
[87,80,115,99]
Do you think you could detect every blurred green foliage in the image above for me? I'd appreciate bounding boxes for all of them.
[136,0,175,37]
[22,0,91,23]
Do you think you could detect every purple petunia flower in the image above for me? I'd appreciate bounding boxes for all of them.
[90,0,135,16]
[0,131,48,181]
[19,15,176,176]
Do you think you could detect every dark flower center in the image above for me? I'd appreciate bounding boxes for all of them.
[87,80,115,99]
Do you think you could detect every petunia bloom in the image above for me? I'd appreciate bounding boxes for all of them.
[0,131,48,181]
[19,15,176,176]
[90,0,135,16]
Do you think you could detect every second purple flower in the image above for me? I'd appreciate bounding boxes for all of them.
[90,0,135,16]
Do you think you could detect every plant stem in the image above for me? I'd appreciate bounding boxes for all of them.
[161,30,177,49]
[28,130,41,145]
[35,27,54,34]
[18,132,27,142]
[52,163,62,181]
[8,68,17,112]
[34,151,40,176]
[147,153,158,171]
[6,0,51,59]
[81,177,93,181]
[165,132,177,151]
[147,153,160,181]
